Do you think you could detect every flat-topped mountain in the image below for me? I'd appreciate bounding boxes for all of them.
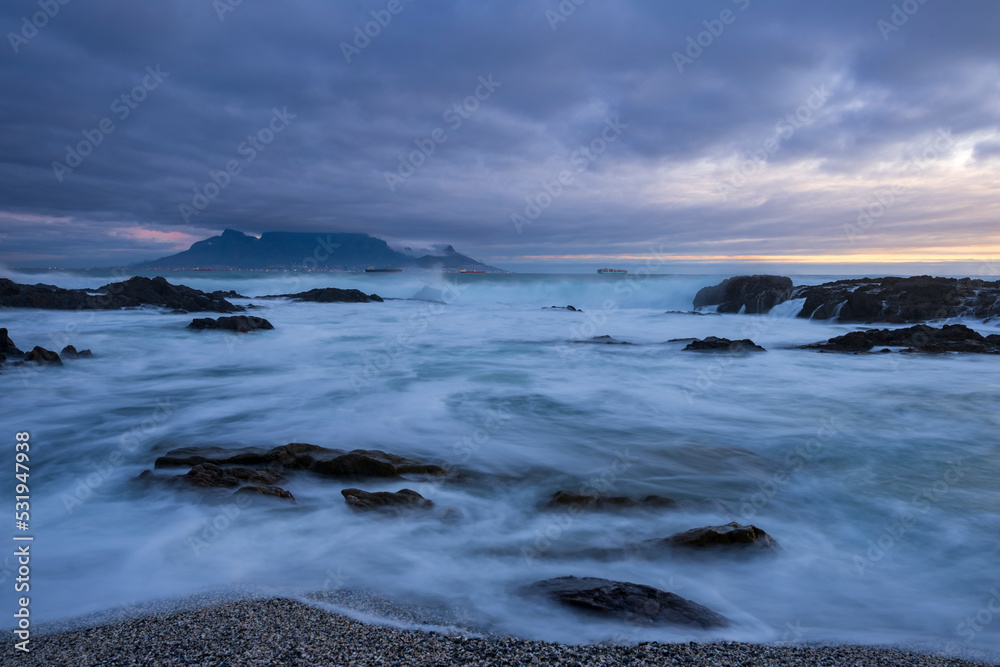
[136,229,504,272]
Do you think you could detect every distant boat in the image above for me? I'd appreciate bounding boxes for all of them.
[597,268,627,274]
[365,266,403,273]
[459,269,485,273]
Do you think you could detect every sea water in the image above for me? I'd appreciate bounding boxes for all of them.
[2,269,999,657]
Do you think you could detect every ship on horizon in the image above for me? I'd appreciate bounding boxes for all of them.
[597,268,627,274]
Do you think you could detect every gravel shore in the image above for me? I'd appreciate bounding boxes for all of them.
[4,597,997,667]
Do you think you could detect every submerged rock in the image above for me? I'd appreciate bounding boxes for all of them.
[693,275,793,314]
[341,488,433,510]
[802,324,1000,354]
[0,276,243,313]
[572,335,632,345]
[234,485,295,501]
[549,305,582,312]
[547,491,676,510]
[521,576,729,629]
[60,345,93,358]
[683,337,765,352]
[260,287,383,303]
[660,522,779,551]
[24,346,62,365]
[187,315,274,333]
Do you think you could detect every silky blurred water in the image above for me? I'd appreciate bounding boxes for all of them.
[2,269,999,657]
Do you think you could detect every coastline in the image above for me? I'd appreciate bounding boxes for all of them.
[5,596,997,667]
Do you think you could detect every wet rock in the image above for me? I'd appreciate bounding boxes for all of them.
[572,335,632,345]
[260,287,383,303]
[802,324,1000,354]
[24,346,62,365]
[341,488,433,511]
[683,337,765,352]
[311,452,400,479]
[661,522,780,550]
[187,315,274,333]
[549,305,581,312]
[521,576,729,629]
[176,463,241,488]
[0,328,24,356]
[234,485,295,501]
[547,491,676,510]
[209,290,248,300]
[61,345,93,358]
[0,276,243,313]
[693,275,793,314]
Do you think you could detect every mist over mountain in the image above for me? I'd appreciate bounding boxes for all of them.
[136,229,504,272]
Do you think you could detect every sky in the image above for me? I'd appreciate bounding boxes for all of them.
[1,0,998,274]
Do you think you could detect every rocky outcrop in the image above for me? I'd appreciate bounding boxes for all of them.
[0,328,23,356]
[547,491,675,510]
[187,315,274,333]
[166,463,293,499]
[683,337,765,352]
[60,345,93,358]
[693,275,793,314]
[154,444,447,480]
[234,485,295,501]
[658,522,779,551]
[802,324,1000,353]
[24,346,62,365]
[260,288,383,303]
[572,335,632,345]
[521,576,728,629]
[341,488,433,511]
[0,276,243,313]
[549,305,582,312]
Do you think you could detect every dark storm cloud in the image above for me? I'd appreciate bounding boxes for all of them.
[1,0,998,268]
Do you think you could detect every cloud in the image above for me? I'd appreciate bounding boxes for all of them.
[1,0,998,270]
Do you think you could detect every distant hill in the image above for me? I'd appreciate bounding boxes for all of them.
[135,229,505,272]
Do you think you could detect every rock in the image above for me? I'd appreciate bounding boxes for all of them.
[234,485,295,501]
[341,488,433,510]
[549,305,581,312]
[661,522,779,550]
[693,275,793,314]
[802,324,1000,354]
[260,288,383,303]
[547,491,676,510]
[175,463,241,488]
[0,276,243,313]
[521,576,729,629]
[209,290,248,299]
[24,346,62,365]
[0,328,24,356]
[60,345,93,358]
[187,315,274,333]
[154,444,445,480]
[683,337,766,352]
[572,335,632,345]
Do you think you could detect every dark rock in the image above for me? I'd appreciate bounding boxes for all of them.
[341,488,433,510]
[187,315,274,333]
[234,485,295,501]
[24,346,62,365]
[0,276,243,313]
[176,463,241,488]
[521,576,729,629]
[60,345,93,358]
[260,287,383,303]
[0,328,23,356]
[549,305,581,312]
[802,324,999,354]
[662,522,779,550]
[693,275,793,314]
[683,337,765,352]
[547,491,676,510]
[311,452,400,479]
[572,335,632,345]
[795,276,1000,323]
[209,290,248,299]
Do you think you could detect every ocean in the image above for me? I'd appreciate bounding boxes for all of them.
[3,269,999,656]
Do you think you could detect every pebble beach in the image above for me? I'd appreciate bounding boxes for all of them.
[6,596,998,667]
